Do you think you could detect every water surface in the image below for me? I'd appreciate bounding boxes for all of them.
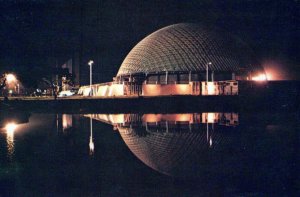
[0,111,299,196]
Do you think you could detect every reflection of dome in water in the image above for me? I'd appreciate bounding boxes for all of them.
[117,23,263,77]
[118,126,231,178]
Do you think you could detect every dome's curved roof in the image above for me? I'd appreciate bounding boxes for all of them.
[118,126,233,178]
[117,23,262,76]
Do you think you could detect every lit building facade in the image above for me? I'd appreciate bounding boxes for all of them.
[79,23,265,97]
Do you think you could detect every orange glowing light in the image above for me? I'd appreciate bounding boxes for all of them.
[252,74,267,81]
[172,114,192,122]
[6,74,16,83]
[142,114,161,122]
[6,122,16,158]
[266,73,272,80]
[262,60,291,80]
[62,114,72,130]
[5,122,17,133]
[177,84,190,94]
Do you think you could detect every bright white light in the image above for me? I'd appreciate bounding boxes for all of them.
[6,123,16,158]
[207,82,216,95]
[89,137,94,155]
[209,137,213,147]
[252,74,267,81]
[207,113,216,123]
[62,114,72,131]
[5,122,17,133]
[6,74,16,83]
[88,60,94,66]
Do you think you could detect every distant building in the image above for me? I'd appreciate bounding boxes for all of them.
[53,53,81,91]
[79,23,266,97]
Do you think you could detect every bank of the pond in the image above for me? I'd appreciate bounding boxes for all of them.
[1,81,299,113]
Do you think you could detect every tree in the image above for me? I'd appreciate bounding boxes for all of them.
[62,73,75,87]
[42,78,59,100]
[60,68,75,87]
[52,67,75,90]
[0,75,6,90]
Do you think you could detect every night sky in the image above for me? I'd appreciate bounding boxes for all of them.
[0,0,299,87]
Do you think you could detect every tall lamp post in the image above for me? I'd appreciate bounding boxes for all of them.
[88,60,94,96]
[206,62,212,82]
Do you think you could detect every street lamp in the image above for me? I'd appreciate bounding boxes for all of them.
[88,60,94,96]
[206,62,212,82]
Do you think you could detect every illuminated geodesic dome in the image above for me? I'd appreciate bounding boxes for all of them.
[117,23,263,80]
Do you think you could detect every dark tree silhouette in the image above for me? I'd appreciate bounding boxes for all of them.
[0,76,7,101]
[60,68,75,87]
[42,78,59,100]
[0,78,6,90]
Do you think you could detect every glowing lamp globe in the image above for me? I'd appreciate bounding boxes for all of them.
[6,74,16,83]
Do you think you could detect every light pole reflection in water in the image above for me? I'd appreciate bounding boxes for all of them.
[86,112,244,179]
[55,114,73,133]
[204,113,216,148]
[89,116,94,155]
[206,121,214,148]
[62,114,73,132]
[5,122,17,159]
[56,114,59,133]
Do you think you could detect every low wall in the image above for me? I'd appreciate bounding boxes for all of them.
[83,87,92,96]
[97,84,124,96]
[142,83,193,96]
[79,83,125,97]
[201,82,220,95]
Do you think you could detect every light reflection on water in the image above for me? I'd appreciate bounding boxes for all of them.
[62,114,73,132]
[89,117,95,155]
[86,112,239,126]
[6,122,16,159]
[86,112,240,177]
[0,111,298,196]
[85,112,239,153]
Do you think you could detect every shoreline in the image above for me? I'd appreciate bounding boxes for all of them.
[1,81,299,113]
[0,94,298,113]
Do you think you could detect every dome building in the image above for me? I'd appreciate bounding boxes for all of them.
[79,23,266,97]
[117,23,262,82]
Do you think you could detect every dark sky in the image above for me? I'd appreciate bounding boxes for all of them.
[0,0,299,86]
